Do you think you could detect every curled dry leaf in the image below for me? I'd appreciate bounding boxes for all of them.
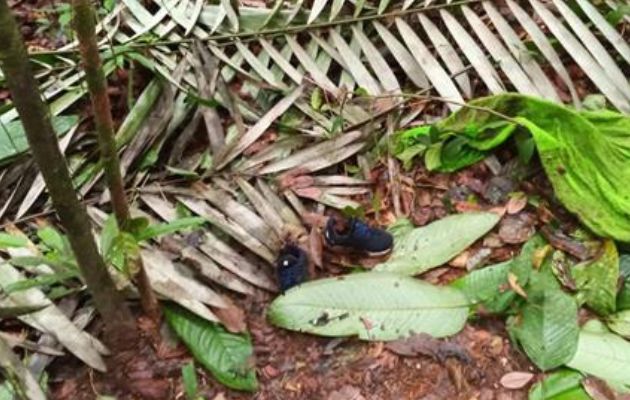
[506,192,528,214]
[500,371,534,389]
[507,272,528,299]
[498,214,536,244]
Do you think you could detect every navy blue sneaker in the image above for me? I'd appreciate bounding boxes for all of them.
[276,244,308,292]
[324,217,394,256]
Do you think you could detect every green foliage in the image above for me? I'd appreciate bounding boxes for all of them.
[181,362,202,400]
[0,115,77,165]
[0,233,28,249]
[528,370,590,400]
[572,240,619,316]
[164,304,258,392]
[268,272,469,341]
[510,266,579,371]
[423,94,630,242]
[375,212,500,275]
[452,235,545,314]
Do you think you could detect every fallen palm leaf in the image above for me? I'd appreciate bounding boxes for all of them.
[192,183,280,252]
[0,336,46,400]
[268,272,469,340]
[0,259,107,371]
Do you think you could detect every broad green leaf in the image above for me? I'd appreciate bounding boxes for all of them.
[567,320,630,388]
[268,272,469,341]
[435,94,630,241]
[572,240,618,316]
[511,269,579,370]
[0,115,77,165]
[453,235,545,313]
[375,212,500,275]
[164,304,257,392]
[606,310,630,338]
[134,217,206,242]
[528,370,590,400]
[0,233,27,249]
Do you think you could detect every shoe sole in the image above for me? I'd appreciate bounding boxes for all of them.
[326,243,392,258]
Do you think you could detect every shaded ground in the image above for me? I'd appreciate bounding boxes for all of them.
[44,159,553,400]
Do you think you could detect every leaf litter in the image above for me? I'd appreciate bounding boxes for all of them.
[2,2,630,399]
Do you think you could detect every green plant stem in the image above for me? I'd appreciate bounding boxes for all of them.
[72,0,160,322]
[0,0,138,352]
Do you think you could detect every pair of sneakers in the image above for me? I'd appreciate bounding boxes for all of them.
[276,217,394,291]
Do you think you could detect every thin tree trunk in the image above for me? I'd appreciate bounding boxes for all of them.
[0,0,138,352]
[72,0,160,321]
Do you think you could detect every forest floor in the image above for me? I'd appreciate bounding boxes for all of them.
[3,0,605,399]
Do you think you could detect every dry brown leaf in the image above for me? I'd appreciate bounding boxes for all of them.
[328,385,366,400]
[309,227,323,268]
[499,371,534,389]
[449,251,470,268]
[506,192,528,214]
[581,377,616,400]
[213,299,247,333]
[507,272,528,299]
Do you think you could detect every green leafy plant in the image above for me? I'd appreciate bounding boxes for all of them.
[528,370,590,400]
[405,94,630,241]
[165,304,258,392]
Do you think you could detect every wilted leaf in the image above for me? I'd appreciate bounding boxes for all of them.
[572,240,618,316]
[268,272,469,341]
[375,212,500,276]
[164,304,257,392]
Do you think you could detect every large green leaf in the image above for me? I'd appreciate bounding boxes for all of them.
[433,94,630,241]
[510,269,579,370]
[572,240,618,316]
[268,272,469,341]
[567,320,630,389]
[528,370,590,400]
[0,115,77,165]
[375,212,500,275]
[606,310,630,339]
[164,304,258,392]
[452,235,545,313]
